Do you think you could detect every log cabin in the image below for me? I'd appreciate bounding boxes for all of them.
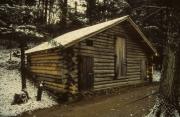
[25,15,157,94]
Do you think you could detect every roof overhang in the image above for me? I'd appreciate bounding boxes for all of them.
[25,15,157,56]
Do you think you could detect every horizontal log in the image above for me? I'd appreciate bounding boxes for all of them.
[94,64,115,68]
[94,44,114,49]
[127,63,140,65]
[93,41,114,47]
[29,48,60,56]
[30,52,60,58]
[127,69,141,72]
[37,76,65,84]
[128,80,143,85]
[127,58,141,61]
[127,52,146,56]
[77,46,114,53]
[30,63,63,68]
[44,85,67,93]
[94,55,114,59]
[127,55,146,58]
[94,70,114,74]
[94,78,128,85]
[30,60,61,64]
[94,77,114,82]
[31,55,62,61]
[106,29,125,35]
[126,74,141,78]
[127,77,141,81]
[31,69,62,76]
[35,72,78,80]
[35,73,62,78]
[94,66,114,70]
[44,81,66,88]
[127,40,141,45]
[94,58,114,63]
[74,49,115,56]
[90,35,113,40]
[127,60,141,63]
[94,81,128,89]
[127,66,140,69]
[94,61,114,64]
[127,46,144,52]
[30,66,61,71]
[127,48,144,52]
[79,43,115,51]
[127,65,140,68]
[94,78,144,90]
[95,73,114,78]
[126,72,141,76]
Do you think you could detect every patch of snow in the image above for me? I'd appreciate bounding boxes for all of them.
[145,98,180,117]
[0,49,57,116]
[153,70,161,82]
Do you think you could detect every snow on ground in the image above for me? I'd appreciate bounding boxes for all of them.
[0,49,57,117]
[153,70,161,82]
[145,98,180,117]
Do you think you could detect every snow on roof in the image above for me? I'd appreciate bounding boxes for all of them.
[25,15,157,54]
[25,15,129,54]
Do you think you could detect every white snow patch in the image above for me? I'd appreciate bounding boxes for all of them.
[153,70,161,82]
[0,49,57,116]
[145,98,180,117]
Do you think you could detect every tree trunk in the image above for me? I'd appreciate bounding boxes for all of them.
[20,43,26,90]
[86,0,96,24]
[60,0,68,28]
[148,42,180,117]
[159,46,176,101]
[9,49,12,61]
[155,6,180,116]
[44,0,48,24]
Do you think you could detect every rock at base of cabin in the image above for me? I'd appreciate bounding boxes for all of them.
[57,92,81,103]
[11,90,29,105]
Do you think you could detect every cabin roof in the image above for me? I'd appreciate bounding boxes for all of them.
[25,15,157,55]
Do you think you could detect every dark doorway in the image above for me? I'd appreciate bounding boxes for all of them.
[141,59,147,80]
[79,55,94,91]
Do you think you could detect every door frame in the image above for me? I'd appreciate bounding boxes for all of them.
[115,36,127,79]
[140,58,148,80]
[78,55,94,91]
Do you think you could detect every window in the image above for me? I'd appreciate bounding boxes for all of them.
[86,40,93,46]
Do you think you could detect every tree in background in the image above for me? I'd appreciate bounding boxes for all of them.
[131,0,180,116]
[86,0,131,24]
[0,2,44,90]
[86,0,96,24]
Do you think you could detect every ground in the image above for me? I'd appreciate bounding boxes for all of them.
[21,84,158,117]
[0,48,160,117]
[0,49,57,116]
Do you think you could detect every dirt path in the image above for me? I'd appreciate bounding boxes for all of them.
[21,85,158,117]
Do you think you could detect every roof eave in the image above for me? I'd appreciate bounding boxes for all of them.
[63,16,129,49]
[25,16,129,54]
[127,17,158,56]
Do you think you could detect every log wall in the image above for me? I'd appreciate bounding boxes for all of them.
[27,48,78,93]
[73,23,149,91]
[27,22,152,93]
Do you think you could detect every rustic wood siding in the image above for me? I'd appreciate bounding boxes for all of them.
[27,23,151,92]
[27,49,69,92]
[73,24,149,90]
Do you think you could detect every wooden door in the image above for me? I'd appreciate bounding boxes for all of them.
[115,37,126,78]
[79,56,94,91]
